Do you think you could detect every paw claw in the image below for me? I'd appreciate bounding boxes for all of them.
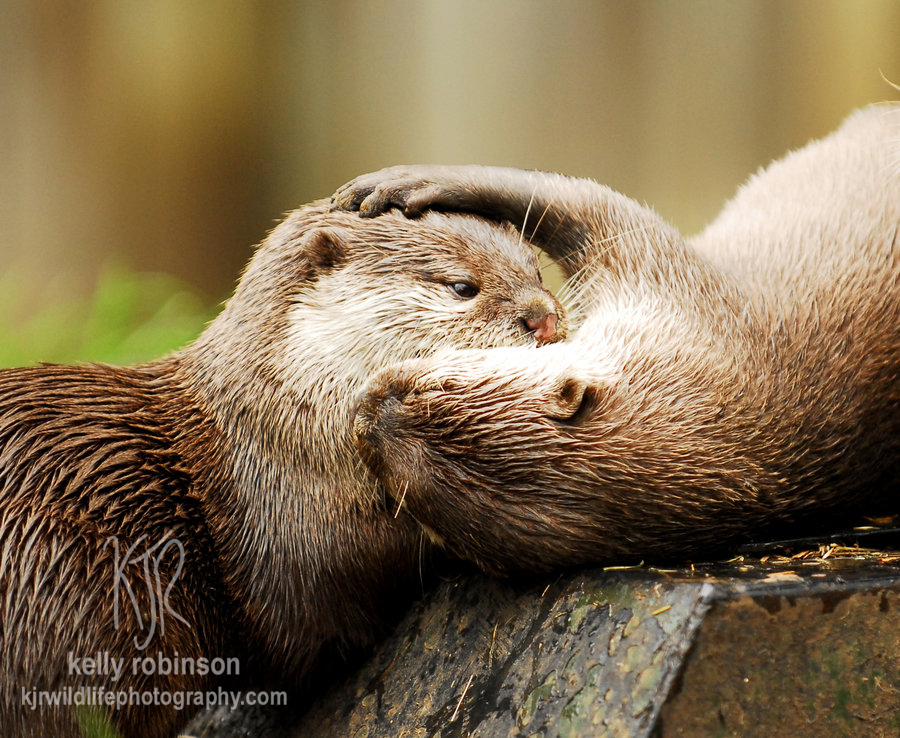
[358,191,385,216]
[331,177,377,212]
[332,166,449,218]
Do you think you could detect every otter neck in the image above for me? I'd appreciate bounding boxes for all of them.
[175,319,422,675]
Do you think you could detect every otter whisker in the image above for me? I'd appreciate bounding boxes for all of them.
[529,197,557,243]
[488,623,498,668]
[518,188,538,249]
[417,529,427,592]
[393,481,409,518]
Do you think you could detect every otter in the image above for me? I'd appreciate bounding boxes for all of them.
[332,103,900,576]
[0,200,565,737]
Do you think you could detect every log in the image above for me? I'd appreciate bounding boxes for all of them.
[186,540,900,737]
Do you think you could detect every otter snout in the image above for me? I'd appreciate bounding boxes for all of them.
[524,313,559,344]
[520,295,566,345]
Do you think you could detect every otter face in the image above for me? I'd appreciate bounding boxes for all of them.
[271,205,568,394]
[352,344,634,575]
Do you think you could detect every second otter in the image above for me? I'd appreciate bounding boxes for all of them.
[336,103,900,575]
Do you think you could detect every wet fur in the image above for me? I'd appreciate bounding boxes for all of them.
[0,201,564,736]
[341,104,900,575]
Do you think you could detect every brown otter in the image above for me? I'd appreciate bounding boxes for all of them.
[333,103,900,576]
[0,200,564,737]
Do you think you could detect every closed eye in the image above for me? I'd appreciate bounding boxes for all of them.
[447,282,479,299]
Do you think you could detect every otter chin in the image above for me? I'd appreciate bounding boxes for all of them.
[345,103,900,575]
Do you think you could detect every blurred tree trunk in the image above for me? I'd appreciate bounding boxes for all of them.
[1,0,898,310]
[1,0,271,301]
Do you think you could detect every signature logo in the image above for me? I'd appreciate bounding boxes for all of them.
[103,534,191,650]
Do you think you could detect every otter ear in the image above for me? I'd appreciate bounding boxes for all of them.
[545,377,608,423]
[302,227,348,277]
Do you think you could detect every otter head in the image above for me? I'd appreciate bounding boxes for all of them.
[353,336,757,575]
[191,199,567,432]
[352,344,615,575]
[271,203,567,438]
[187,197,572,523]
[305,201,562,335]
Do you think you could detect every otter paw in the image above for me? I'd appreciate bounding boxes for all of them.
[331,166,448,218]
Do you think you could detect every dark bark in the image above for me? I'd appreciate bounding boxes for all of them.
[186,543,900,737]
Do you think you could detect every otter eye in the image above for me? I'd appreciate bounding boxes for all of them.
[448,282,479,299]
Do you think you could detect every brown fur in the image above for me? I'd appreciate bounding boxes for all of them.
[0,200,564,736]
[336,103,900,575]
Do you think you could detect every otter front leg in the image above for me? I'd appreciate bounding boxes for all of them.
[333,165,680,281]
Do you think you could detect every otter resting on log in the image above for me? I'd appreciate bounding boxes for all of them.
[333,103,900,576]
[0,202,564,737]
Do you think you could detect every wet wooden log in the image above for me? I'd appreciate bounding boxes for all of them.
[186,541,900,737]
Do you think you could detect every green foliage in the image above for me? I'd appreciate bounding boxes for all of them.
[75,704,122,738]
[0,268,217,368]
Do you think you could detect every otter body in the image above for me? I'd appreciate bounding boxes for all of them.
[335,103,900,575]
[0,201,564,736]
[1,362,235,737]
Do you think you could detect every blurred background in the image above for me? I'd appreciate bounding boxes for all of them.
[1,0,898,366]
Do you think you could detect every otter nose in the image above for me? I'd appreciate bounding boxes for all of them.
[524,312,559,344]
